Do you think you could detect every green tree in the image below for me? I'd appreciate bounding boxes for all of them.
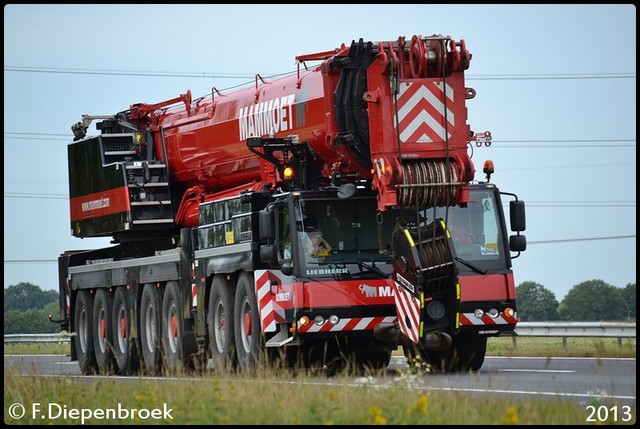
[4,307,59,334]
[4,283,60,334]
[621,283,636,320]
[559,279,627,321]
[516,281,559,321]
[4,282,57,312]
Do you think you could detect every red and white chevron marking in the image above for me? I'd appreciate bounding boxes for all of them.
[297,316,397,334]
[392,280,421,344]
[255,269,286,333]
[191,283,197,307]
[395,81,455,143]
[459,312,518,326]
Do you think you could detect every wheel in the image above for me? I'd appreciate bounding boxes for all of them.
[92,288,114,373]
[112,287,134,374]
[162,281,184,373]
[140,283,162,375]
[74,290,96,374]
[463,334,487,371]
[423,333,487,372]
[208,275,236,370]
[233,272,263,371]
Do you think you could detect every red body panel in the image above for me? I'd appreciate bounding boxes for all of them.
[458,273,516,302]
[69,186,131,223]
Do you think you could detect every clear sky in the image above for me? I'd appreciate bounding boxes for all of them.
[4,4,636,301]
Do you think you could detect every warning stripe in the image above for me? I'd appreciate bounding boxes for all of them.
[191,283,197,307]
[459,312,518,326]
[395,81,455,143]
[255,269,286,333]
[297,316,396,334]
[392,281,420,344]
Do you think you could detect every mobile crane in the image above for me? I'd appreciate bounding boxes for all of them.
[57,34,526,375]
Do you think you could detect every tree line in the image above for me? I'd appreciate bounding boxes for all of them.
[4,282,60,334]
[516,280,636,322]
[3,280,637,334]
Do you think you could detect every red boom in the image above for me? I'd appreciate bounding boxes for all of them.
[127,35,477,227]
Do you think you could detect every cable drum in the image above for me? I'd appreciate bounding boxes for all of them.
[414,227,457,290]
[399,160,459,208]
[391,218,458,296]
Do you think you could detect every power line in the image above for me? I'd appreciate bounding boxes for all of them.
[4,233,636,264]
[4,132,636,148]
[469,73,635,80]
[4,191,636,207]
[4,66,635,81]
[3,66,261,79]
[528,235,636,244]
[4,193,68,200]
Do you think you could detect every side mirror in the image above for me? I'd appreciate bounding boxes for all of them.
[337,183,356,199]
[509,234,527,252]
[260,244,278,263]
[510,200,526,232]
[259,207,275,241]
[281,262,293,276]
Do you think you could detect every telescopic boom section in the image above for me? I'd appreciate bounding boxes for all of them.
[68,34,477,238]
[126,34,476,224]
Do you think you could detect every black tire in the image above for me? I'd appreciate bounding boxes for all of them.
[423,333,487,372]
[112,287,133,374]
[162,281,184,373]
[233,272,263,371]
[208,275,236,370]
[140,283,162,375]
[463,334,487,371]
[74,290,96,375]
[92,289,114,373]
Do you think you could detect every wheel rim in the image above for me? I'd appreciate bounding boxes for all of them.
[116,304,127,353]
[214,297,226,353]
[167,301,179,353]
[144,300,157,353]
[97,305,107,352]
[79,306,88,353]
[240,296,252,352]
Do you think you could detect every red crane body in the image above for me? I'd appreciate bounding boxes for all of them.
[114,35,476,230]
[60,35,525,377]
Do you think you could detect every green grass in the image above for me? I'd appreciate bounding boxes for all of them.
[5,336,636,358]
[487,336,636,358]
[4,367,634,425]
[4,337,636,424]
[4,343,69,355]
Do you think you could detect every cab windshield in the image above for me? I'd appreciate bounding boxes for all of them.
[293,188,508,278]
[431,188,509,271]
[295,196,395,278]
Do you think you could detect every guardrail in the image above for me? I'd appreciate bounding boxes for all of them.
[4,322,636,348]
[4,333,73,344]
[513,321,636,349]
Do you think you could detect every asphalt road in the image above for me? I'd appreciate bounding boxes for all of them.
[4,354,636,408]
